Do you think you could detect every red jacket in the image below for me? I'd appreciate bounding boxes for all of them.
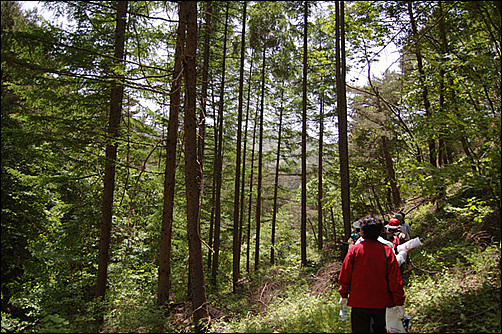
[338,239,405,308]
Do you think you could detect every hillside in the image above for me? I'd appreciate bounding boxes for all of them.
[128,198,500,334]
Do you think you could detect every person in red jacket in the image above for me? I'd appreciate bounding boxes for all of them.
[338,214,405,333]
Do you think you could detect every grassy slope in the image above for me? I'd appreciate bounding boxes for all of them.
[210,199,501,333]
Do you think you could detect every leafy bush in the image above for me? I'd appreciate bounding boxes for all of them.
[405,245,501,333]
[103,298,168,333]
[1,310,33,333]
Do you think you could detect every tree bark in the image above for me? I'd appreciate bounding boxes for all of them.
[301,0,308,267]
[232,0,247,292]
[271,87,284,265]
[183,1,208,329]
[318,90,324,251]
[211,2,229,287]
[336,0,351,259]
[254,45,266,271]
[95,0,128,304]
[157,0,186,307]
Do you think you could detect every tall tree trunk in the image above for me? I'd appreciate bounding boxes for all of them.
[198,0,212,258]
[246,101,258,273]
[254,45,266,271]
[157,0,186,307]
[407,1,436,166]
[381,135,401,210]
[330,207,336,241]
[239,55,254,274]
[318,90,324,251]
[211,2,229,287]
[336,0,351,259]
[301,0,308,267]
[271,87,284,265]
[437,1,453,167]
[207,90,218,271]
[95,0,128,306]
[183,1,209,330]
[232,0,247,292]
[198,1,212,178]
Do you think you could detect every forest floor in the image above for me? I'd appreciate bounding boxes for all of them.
[159,207,501,334]
[165,259,345,332]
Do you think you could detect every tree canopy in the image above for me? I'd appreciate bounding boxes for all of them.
[1,1,500,333]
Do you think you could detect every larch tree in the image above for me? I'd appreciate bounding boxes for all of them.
[211,1,229,288]
[246,100,259,272]
[157,0,186,307]
[407,0,435,166]
[197,0,212,243]
[318,89,324,251]
[239,54,255,274]
[254,42,265,271]
[95,0,128,307]
[232,0,247,292]
[183,0,209,329]
[335,0,350,258]
[248,0,280,271]
[301,0,308,267]
[270,85,284,265]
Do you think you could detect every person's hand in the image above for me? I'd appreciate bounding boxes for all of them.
[393,305,405,318]
[339,297,348,307]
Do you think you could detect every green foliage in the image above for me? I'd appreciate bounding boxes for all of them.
[2,1,500,333]
[214,292,350,333]
[444,197,494,224]
[211,266,351,333]
[34,312,71,333]
[397,193,501,333]
[406,245,501,333]
[1,309,33,333]
[103,268,167,333]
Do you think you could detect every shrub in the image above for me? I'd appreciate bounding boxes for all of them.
[405,245,501,333]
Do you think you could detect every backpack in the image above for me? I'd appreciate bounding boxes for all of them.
[394,230,407,246]
[386,226,407,251]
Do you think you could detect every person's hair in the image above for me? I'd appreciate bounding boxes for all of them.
[359,215,383,240]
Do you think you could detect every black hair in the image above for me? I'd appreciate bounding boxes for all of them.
[359,215,383,240]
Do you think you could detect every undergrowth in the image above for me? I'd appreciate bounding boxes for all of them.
[212,289,350,333]
[211,197,501,333]
[406,245,501,333]
[2,197,500,333]
[210,273,352,333]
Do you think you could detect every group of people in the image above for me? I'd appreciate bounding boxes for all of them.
[348,212,412,268]
[338,212,421,333]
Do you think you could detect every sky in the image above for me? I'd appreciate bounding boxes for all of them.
[350,42,400,86]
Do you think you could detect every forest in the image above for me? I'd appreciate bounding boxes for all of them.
[1,1,500,333]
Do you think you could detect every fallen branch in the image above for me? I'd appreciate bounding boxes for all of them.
[259,282,269,307]
[410,260,440,274]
